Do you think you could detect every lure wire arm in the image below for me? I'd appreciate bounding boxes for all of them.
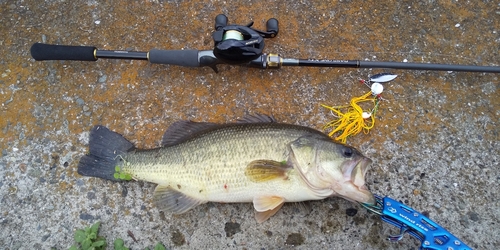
[360,195,472,250]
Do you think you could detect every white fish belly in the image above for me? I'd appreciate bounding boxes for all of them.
[126,152,321,203]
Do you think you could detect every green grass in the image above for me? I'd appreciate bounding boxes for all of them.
[69,221,166,250]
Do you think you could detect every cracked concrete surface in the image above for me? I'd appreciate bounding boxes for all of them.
[0,1,499,249]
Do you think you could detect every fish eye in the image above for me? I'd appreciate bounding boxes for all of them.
[342,147,353,158]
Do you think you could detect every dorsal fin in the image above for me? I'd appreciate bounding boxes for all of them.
[237,114,276,123]
[162,114,276,147]
[161,120,220,147]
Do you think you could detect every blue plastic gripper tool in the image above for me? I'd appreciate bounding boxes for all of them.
[379,196,471,250]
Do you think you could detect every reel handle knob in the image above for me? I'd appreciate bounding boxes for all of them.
[215,14,228,31]
[266,18,279,37]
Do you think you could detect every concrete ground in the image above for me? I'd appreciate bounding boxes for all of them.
[1,1,499,249]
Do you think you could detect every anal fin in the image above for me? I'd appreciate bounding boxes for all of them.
[153,185,205,214]
[253,196,285,223]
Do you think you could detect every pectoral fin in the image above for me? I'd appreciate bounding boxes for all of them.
[245,160,290,182]
[153,185,205,214]
[253,196,285,223]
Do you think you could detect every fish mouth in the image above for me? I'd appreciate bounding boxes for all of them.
[340,157,375,205]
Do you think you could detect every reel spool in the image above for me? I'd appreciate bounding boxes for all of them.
[212,14,279,64]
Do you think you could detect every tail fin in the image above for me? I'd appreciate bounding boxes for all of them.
[77,125,135,181]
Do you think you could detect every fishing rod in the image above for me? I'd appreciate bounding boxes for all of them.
[30,14,500,73]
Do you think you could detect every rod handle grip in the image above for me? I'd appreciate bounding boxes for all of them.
[148,49,200,67]
[30,43,97,61]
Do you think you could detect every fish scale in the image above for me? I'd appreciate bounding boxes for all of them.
[77,116,374,222]
[120,123,318,202]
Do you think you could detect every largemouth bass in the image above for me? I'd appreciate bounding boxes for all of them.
[78,114,374,222]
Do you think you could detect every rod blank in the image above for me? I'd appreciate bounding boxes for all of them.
[358,61,500,73]
[30,43,500,73]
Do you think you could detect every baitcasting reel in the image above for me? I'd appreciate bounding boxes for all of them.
[212,14,279,64]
